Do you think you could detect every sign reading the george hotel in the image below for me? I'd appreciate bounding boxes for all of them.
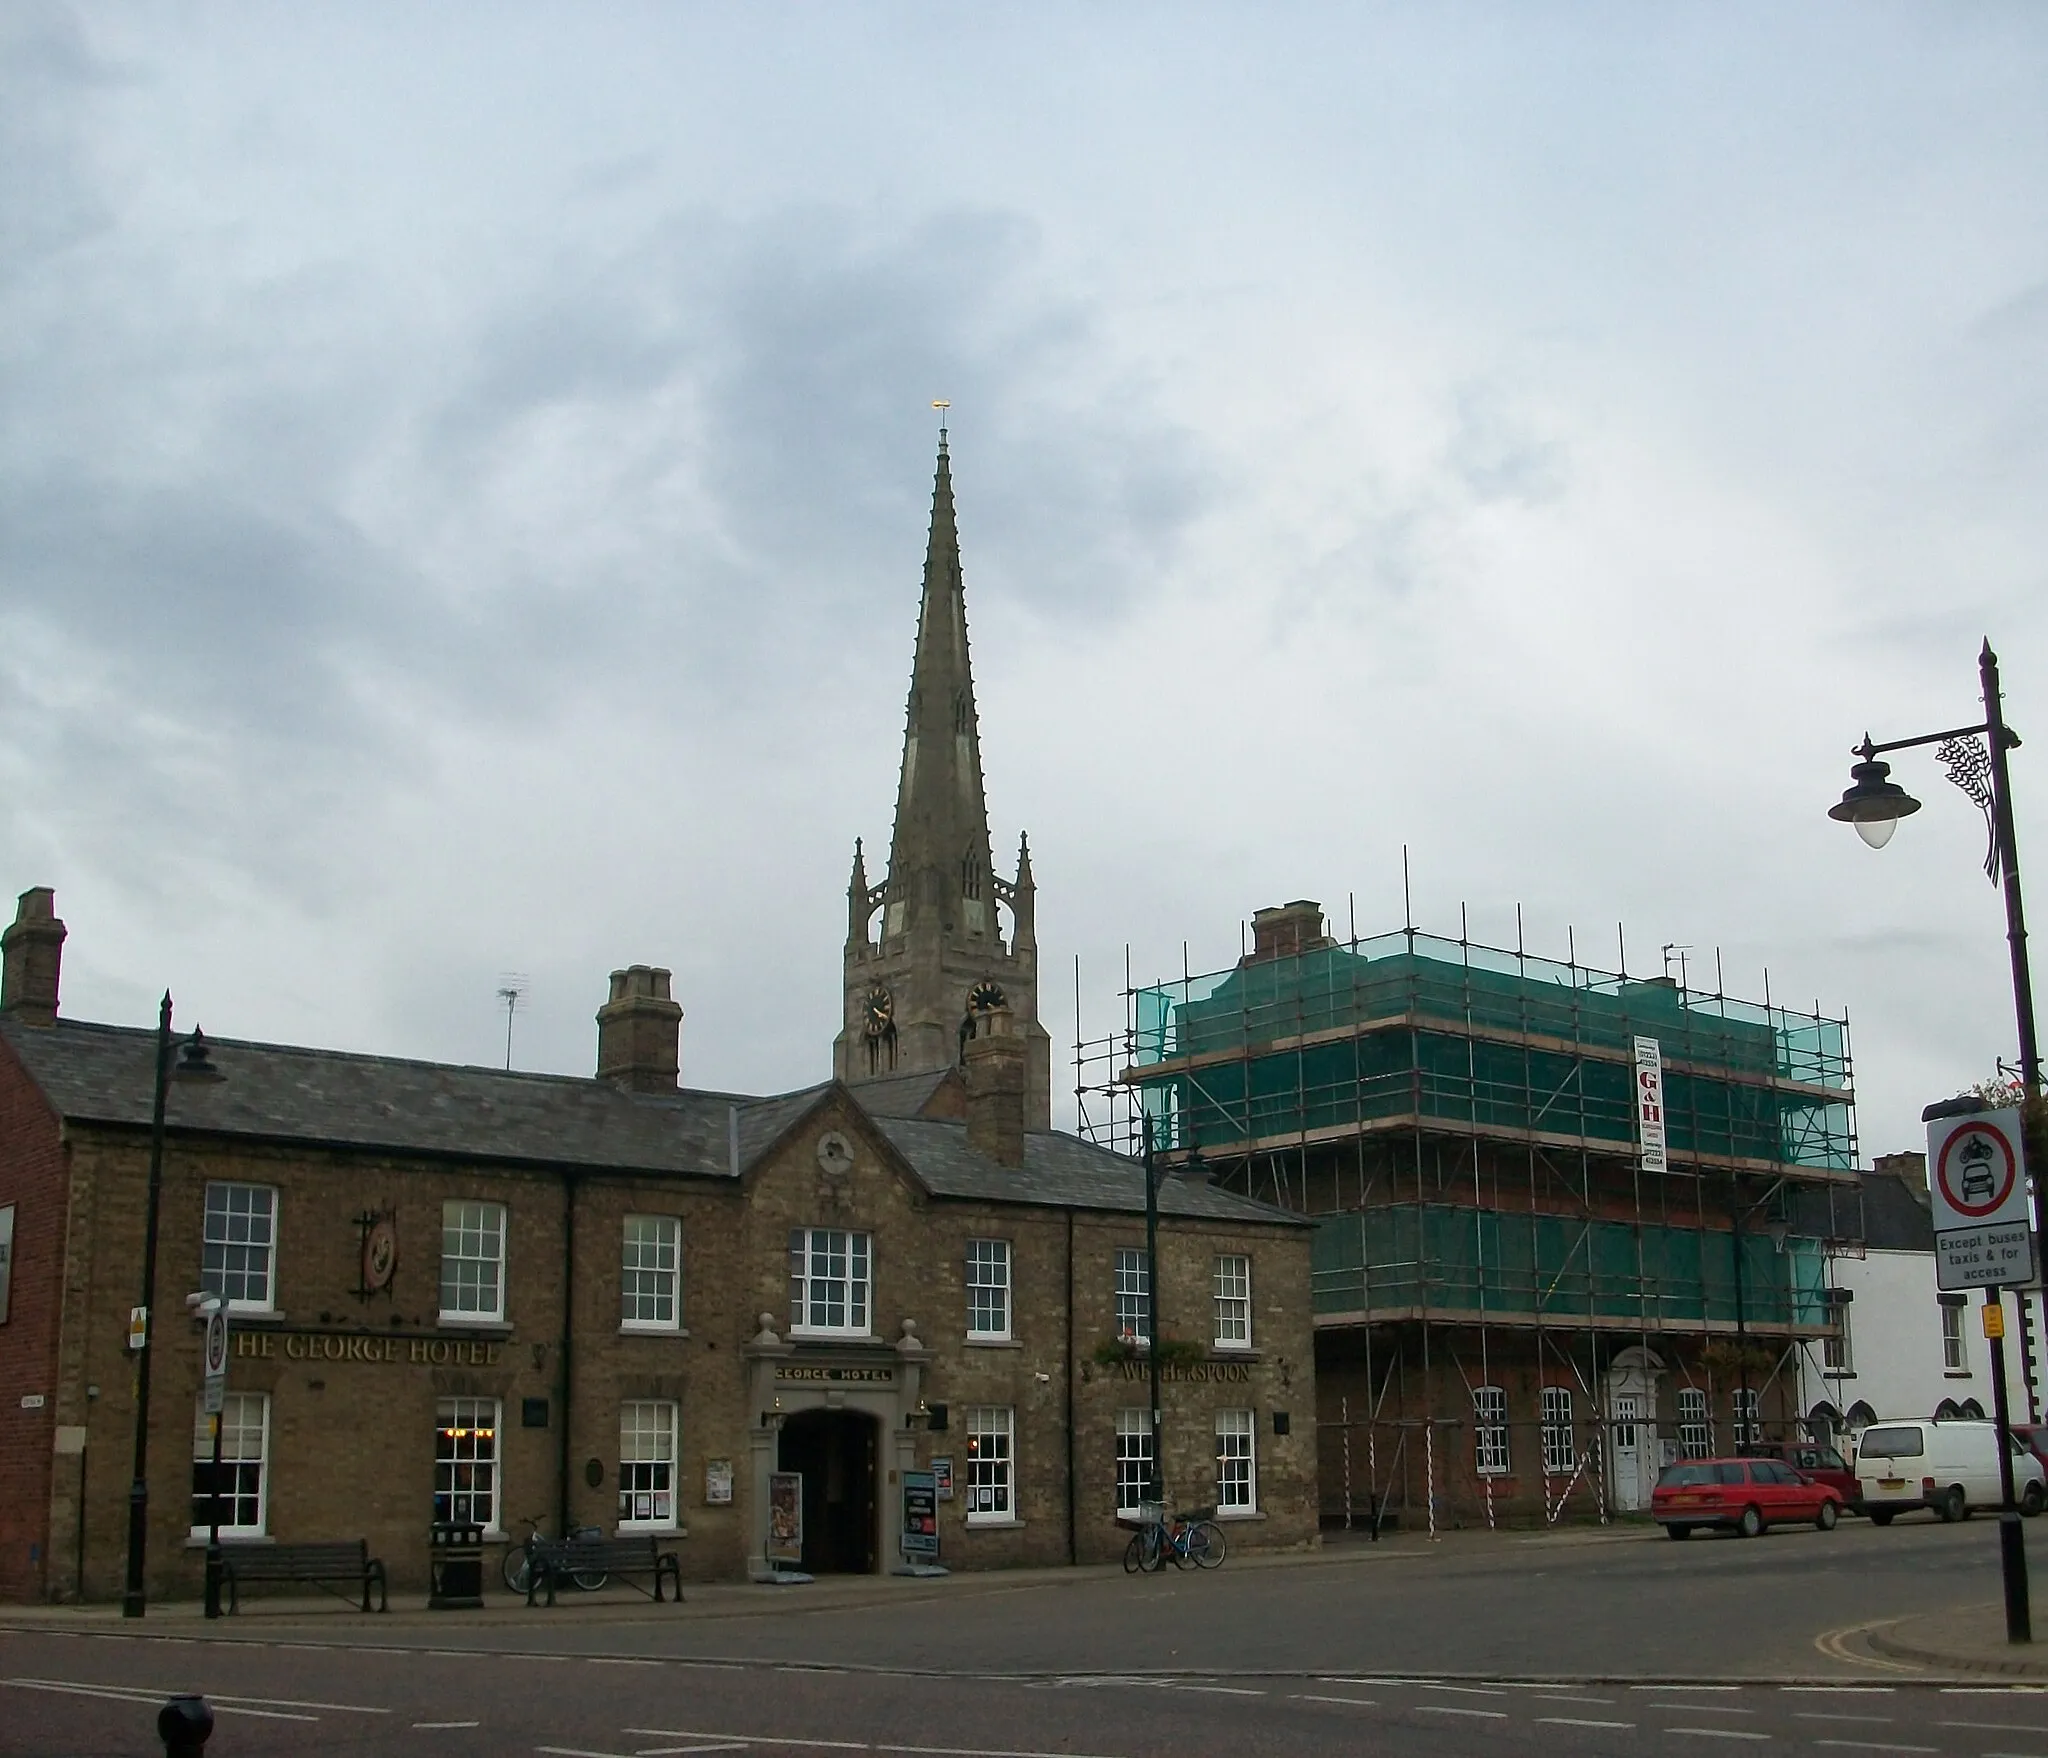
[775,1364,895,1384]
[234,1328,505,1367]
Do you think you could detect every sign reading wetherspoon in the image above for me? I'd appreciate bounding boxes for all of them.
[1633,1037,1667,1174]
[233,1328,505,1367]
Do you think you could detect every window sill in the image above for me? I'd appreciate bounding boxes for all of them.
[617,1525,688,1539]
[789,1331,879,1344]
[964,1516,1025,1530]
[185,1534,271,1548]
[1215,1508,1265,1522]
[435,1317,512,1335]
[1210,1346,1259,1360]
[1945,1370,1975,1379]
[223,1309,286,1326]
[964,1337,1020,1349]
[619,1325,690,1339]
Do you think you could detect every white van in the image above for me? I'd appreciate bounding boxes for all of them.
[1853,1419,2047,1524]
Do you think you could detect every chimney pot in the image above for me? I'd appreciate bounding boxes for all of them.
[1247,900,1330,964]
[1,887,66,1026]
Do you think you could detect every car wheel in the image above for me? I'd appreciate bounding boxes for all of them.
[1939,1485,1967,1524]
[1816,1499,1839,1531]
[2023,1483,2044,1518]
[1665,1524,1692,1541]
[1737,1505,1763,1539]
[1869,1509,1895,1527]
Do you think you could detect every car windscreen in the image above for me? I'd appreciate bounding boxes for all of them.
[1857,1425,1924,1459]
[1658,1464,1717,1487]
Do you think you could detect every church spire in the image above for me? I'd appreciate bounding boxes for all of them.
[883,425,996,939]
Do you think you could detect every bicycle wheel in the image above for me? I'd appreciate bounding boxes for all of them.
[571,1567,609,1592]
[1122,1533,1145,1574]
[502,1544,533,1595]
[1188,1521,1226,1569]
[1140,1526,1169,1573]
[1164,1524,1191,1569]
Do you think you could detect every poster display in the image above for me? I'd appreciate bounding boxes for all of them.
[767,1471,804,1566]
[930,1456,953,1500]
[705,1458,733,1504]
[902,1470,939,1559]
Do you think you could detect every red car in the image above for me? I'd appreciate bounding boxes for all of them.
[1737,1440,1863,1510]
[1652,1456,1844,1539]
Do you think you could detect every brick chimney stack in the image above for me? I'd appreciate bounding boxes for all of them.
[595,965,683,1093]
[0,888,66,1027]
[1247,900,1331,964]
[964,1003,1026,1168]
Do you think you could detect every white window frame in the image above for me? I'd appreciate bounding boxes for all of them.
[1540,1385,1575,1476]
[965,1238,1012,1341]
[1678,1386,1711,1459]
[191,1391,269,1538]
[1215,1408,1257,1513]
[439,1201,507,1323]
[434,1397,501,1533]
[620,1215,682,1332]
[1942,1302,1968,1373]
[201,1183,278,1314]
[1731,1386,1761,1447]
[1472,1385,1509,1477]
[1212,1253,1252,1350]
[1823,1306,1852,1373]
[788,1228,873,1337]
[964,1405,1015,1524]
[1114,1248,1150,1347]
[617,1400,679,1532]
[1115,1409,1153,1518]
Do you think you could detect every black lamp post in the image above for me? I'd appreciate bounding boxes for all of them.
[1140,1113,1164,1506]
[1831,638,2039,1644]
[122,993,176,1618]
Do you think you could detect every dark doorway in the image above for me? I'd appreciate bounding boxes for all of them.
[777,1408,878,1574]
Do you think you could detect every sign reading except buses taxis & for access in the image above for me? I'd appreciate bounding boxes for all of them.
[1928,1107,2034,1292]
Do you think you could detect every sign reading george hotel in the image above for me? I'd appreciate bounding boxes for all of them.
[234,1328,506,1367]
[1633,1037,1667,1174]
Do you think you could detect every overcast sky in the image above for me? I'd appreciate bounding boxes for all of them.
[4,3,2045,1160]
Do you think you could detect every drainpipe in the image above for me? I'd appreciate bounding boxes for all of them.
[557,1173,576,1539]
[1065,1207,1076,1566]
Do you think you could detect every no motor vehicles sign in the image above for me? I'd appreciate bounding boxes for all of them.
[1927,1108,2034,1291]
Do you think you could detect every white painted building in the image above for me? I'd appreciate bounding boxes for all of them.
[1798,1152,2041,1443]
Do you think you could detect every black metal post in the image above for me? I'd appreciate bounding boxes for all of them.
[1730,1190,1750,1446]
[203,1409,223,1620]
[1982,641,2043,1098]
[1987,1286,2032,1642]
[1142,1115,1163,1505]
[122,993,174,1619]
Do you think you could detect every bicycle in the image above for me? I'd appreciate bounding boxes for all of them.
[501,1514,609,1595]
[1121,1504,1226,1573]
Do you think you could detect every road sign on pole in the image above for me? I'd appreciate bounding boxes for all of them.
[1929,1108,2035,1292]
[201,1307,228,1417]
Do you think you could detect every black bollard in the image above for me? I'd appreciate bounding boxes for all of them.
[158,1694,213,1756]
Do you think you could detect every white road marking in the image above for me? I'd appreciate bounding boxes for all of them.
[1634,1684,1742,1693]
[1666,1732,1770,1742]
[1818,1729,1941,1745]
[1537,1718,1636,1730]
[2,1680,317,1721]
[633,1746,750,1755]
[417,1722,484,1730]
[538,1747,638,1758]
[1421,1683,1509,1696]
[204,1690,389,1713]
[1784,1688,1896,1695]
[1412,1705,1508,1719]
[628,1738,1127,1758]
[1644,1704,1757,1715]
[1796,1714,1897,1723]
[1943,1722,2048,1734]
[1529,1693,1617,1704]
[1179,1685,1264,1696]
[591,1658,661,1667]
[1293,1695,1379,1706]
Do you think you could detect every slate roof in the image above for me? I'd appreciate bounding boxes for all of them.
[0,1017,1305,1230]
[845,1068,957,1118]
[1790,1165,1931,1253]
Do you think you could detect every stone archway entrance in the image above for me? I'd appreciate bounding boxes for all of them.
[778,1408,879,1574]
[1605,1346,1665,1513]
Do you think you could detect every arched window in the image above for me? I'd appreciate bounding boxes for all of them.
[1472,1387,1508,1477]
[1935,1398,1962,1420]
[1846,1400,1877,1432]
[1960,1398,1986,1420]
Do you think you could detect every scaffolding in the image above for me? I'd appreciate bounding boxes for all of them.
[1075,902,1862,1533]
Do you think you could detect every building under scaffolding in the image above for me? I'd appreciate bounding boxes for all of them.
[1076,900,1862,1531]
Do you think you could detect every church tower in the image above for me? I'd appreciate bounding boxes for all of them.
[834,427,1053,1127]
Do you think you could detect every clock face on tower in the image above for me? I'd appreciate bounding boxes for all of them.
[968,979,1007,1016]
[862,982,894,1037]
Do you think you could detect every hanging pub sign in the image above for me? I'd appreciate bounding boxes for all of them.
[767,1472,804,1566]
[902,1470,939,1559]
[1633,1037,1667,1174]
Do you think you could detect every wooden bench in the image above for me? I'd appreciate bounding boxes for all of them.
[525,1535,682,1606]
[221,1541,387,1613]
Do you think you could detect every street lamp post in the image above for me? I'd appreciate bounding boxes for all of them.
[121,994,175,1618]
[1830,638,2039,1644]
[1140,1114,1164,1507]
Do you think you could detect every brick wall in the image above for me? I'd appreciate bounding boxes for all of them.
[0,1038,66,1600]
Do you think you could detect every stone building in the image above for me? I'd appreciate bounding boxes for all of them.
[0,438,1315,1604]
